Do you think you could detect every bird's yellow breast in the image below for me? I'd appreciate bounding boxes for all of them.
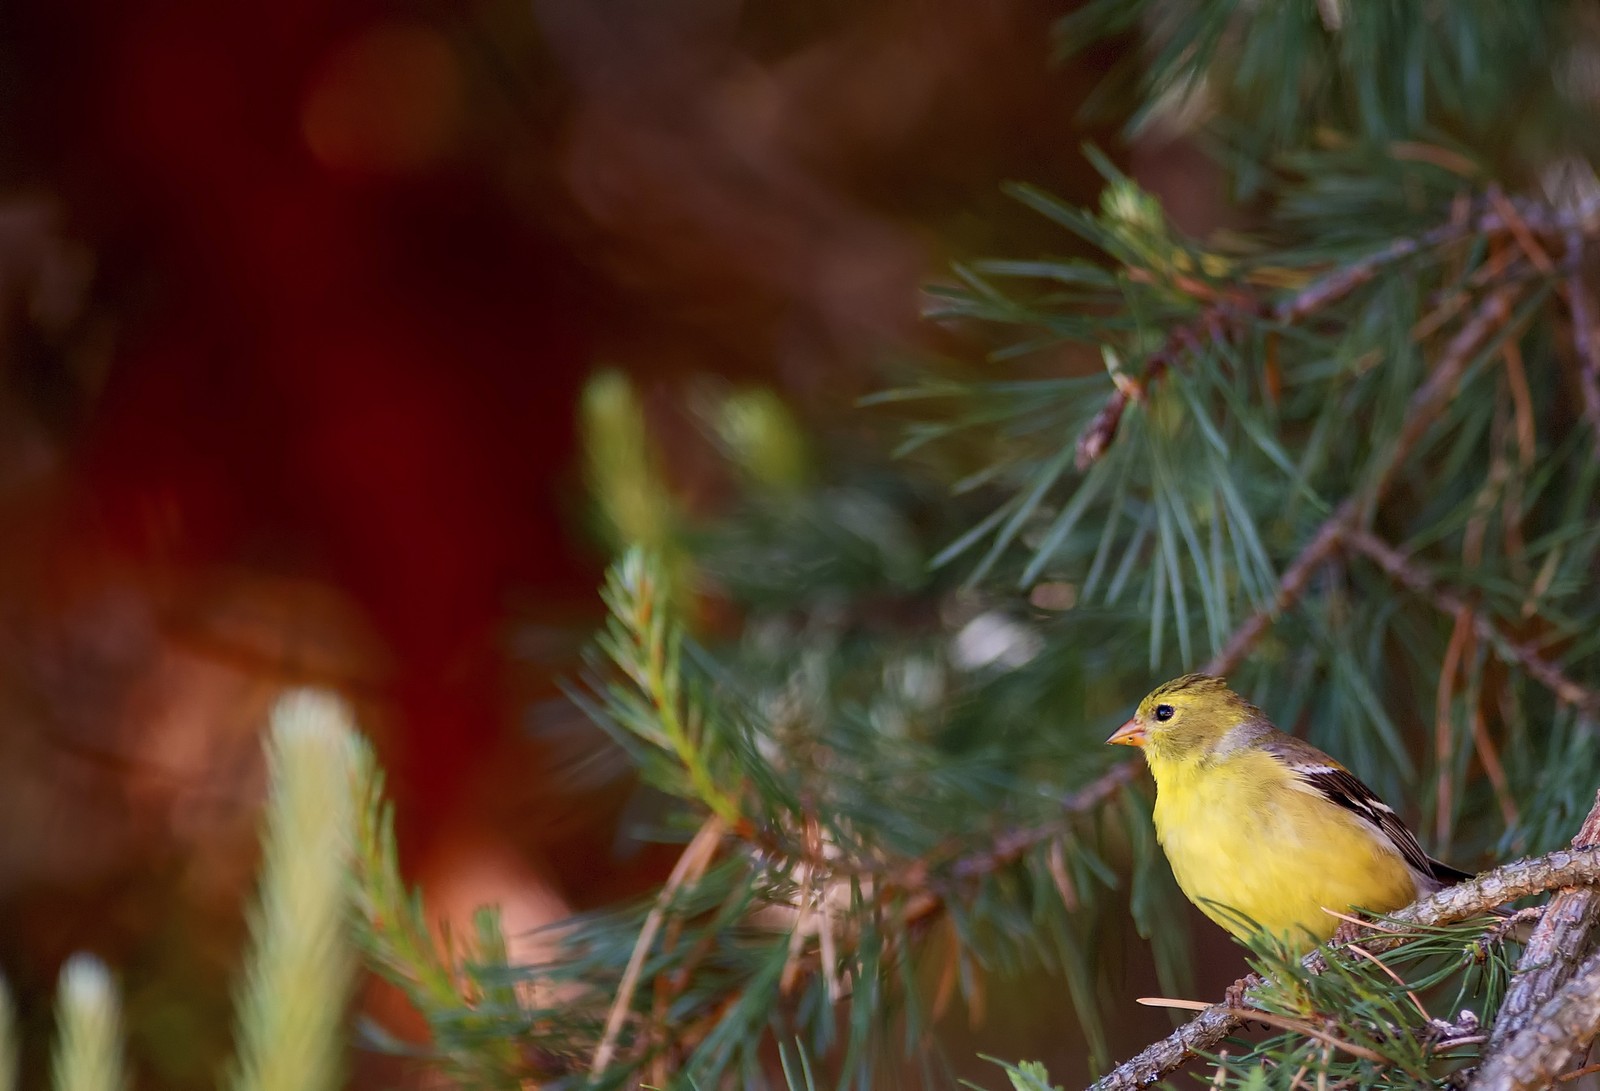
[1149,748,1419,951]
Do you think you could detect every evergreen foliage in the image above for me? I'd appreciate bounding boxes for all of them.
[352,2,1600,1089]
[351,761,526,1089]
[226,692,365,1091]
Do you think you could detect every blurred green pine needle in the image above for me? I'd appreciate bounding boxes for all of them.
[51,957,127,1091]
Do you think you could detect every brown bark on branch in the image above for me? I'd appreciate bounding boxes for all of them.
[1476,791,1600,1080]
[1469,947,1600,1091]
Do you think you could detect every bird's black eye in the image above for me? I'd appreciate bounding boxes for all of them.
[1154,704,1175,722]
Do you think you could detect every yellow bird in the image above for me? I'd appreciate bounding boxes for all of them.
[1108,673,1470,952]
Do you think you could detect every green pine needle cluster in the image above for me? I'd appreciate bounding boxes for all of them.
[350,761,526,1090]
[1222,918,1514,1090]
[1004,913,1523,1091]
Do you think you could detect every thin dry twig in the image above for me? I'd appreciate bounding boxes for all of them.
[1556,1061,1600,1083]
[1366,287,1519,510]
[1434,608,1473,845]
[1470,699,1518,832]
[592,815,726,1078]
[1343,944,1428,1021]
[1438,405,1522,845]
[1501,339,1538,470]
[1087,847,1600,1091]
[1488,188,1558,276]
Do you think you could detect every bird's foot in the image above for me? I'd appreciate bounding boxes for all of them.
[1329,917,1368,946]
[1221,975,1259,1012]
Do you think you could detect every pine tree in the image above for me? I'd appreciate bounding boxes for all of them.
[355,3,1600,1088]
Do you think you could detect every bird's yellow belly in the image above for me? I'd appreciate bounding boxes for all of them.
[1152,759,1418,951]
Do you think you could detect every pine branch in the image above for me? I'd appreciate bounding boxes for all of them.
[1477,790,1600,1075]
[1073,193,1590,470]
[967,279,1532,873]
[1176,281,1525,681]
[1086,845,1600,1091]
[1115,277,1526,694]
[1345,530,1600,713]
[350,755,524,1088]
[467,548,1162,1083]
[593,549,745,825]
[1469,947,1600,1091]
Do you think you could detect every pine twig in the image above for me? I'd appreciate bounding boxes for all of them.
[1344,530,1600,713]
[1073,193,1573,469]
[1203,505,1351,678]
[591,815,726,1079]
[50,957,125,1091]
[227,692,364,1091]
[946,759,1143,883]
[1366,286,1519,508]
[1478,791,1600,1071]
[1487,188,1557,277]
[1085,847,1600,1091]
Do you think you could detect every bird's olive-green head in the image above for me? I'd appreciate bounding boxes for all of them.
[1107,674,1265,762]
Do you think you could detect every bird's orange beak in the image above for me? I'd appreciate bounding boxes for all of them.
[1106,717,1147,747]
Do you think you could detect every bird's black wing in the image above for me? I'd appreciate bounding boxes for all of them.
[1291,764,1441,879]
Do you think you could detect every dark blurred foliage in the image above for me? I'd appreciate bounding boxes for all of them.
[0,0,1144,1085]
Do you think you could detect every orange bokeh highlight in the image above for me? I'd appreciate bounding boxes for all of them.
[303,23,463,173]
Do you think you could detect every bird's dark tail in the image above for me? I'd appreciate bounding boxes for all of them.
[1427,857,1475,885]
